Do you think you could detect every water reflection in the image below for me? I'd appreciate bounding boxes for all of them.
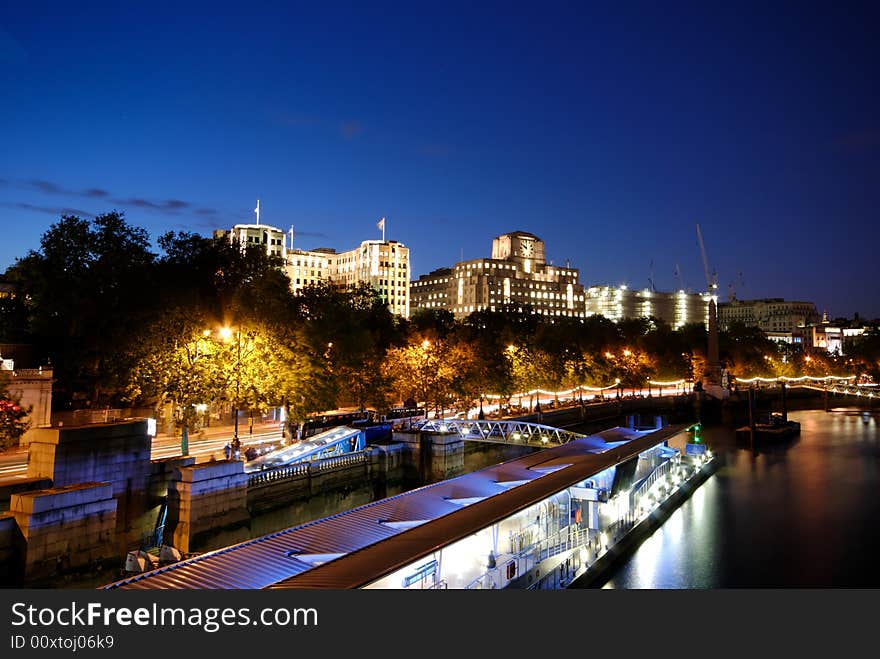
[601,408,880,588]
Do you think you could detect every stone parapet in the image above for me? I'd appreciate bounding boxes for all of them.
[167,460,249,553]
[25,421,153,554]
[9,482,117,585]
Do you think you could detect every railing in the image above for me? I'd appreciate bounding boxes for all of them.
[51,407,154,427]
[312,451,369,472]
[466,524,591,589]
[247,449,370,486]
[417,419,586,446]
[631,458,676,508]
[9,368,52,378]
[528,524,588,563]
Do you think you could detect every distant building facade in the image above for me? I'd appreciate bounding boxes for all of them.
[332,240,411,318]
[214,223,287,259]
[584,285,712,329]
[283,240,412,317]
[285,247,335,294]
[411,231,585,319]
[805,318,867,355]
[215,210,411,317]
[718,298,819,334]
[0,358,53,440]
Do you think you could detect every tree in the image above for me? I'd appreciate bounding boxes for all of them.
[382,334,474,417]
[292,282,397,413]
[125,309,229,452]
[6,212,157,407]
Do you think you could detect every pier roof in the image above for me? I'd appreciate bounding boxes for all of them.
[103,424,683,590]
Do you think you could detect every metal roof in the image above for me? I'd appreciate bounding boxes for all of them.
[103,424,683,590]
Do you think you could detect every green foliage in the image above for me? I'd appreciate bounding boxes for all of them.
[5,212,157,406]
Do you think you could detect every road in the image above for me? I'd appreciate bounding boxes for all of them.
[0,423,285,481]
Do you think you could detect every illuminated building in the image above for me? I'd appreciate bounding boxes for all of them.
[805,314,867,355]
[411,231,585,319]
[284,247,335,294]
[215,205,410,317]
[718,298,819,333]
[330,240,411,318]
[585,286,712,329]
[284,240,411,318]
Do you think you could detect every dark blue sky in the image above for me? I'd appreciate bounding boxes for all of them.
[2,2,878,317]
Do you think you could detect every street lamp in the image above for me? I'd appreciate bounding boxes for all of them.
[221,325,242,459]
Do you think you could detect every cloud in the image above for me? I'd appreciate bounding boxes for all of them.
[340,120,363,139]
[27,179,65,194]
[833,130,880,151]
[1,202,95,218]
[118,198,190,212]
[272,111,365,141]
[8,178,217,217]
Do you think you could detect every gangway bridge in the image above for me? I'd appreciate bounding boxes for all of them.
[244,425,365,473]
[416,418,618,447]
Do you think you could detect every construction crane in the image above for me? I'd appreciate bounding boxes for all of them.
[696,223,718,295]
[728,271,745,301]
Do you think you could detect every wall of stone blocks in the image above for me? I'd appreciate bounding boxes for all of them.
[167,460,249,554]
[26,421,153,554]
[9,482,117,585]
[0,477,52,513]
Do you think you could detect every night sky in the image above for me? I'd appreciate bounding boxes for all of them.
[2,2,878,317]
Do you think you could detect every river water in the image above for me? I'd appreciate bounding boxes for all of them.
[600,408,880,588]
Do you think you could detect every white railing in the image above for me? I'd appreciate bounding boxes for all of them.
[247,449,370,486]
[417,419,585,446]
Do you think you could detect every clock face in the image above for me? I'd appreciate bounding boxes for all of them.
[520,240,533,257]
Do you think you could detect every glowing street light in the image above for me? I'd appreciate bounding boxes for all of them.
[220,325,242,459]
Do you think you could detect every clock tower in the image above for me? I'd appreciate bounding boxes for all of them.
[491,231,546,266]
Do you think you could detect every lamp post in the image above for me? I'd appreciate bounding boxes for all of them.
[419,339,431,418]
[221,326,242,459]
[180,329,213,457]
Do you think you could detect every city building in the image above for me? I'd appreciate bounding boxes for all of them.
[330,240,411,318]
[213,200,287,259]
[216,206,411,317]
[584,285,712,329]
[280,240,412,317]
[284,247,335,294]
[0,357,53,441]
[718,298,819,334]
[805,316,868,355]
[411,231,585,319]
